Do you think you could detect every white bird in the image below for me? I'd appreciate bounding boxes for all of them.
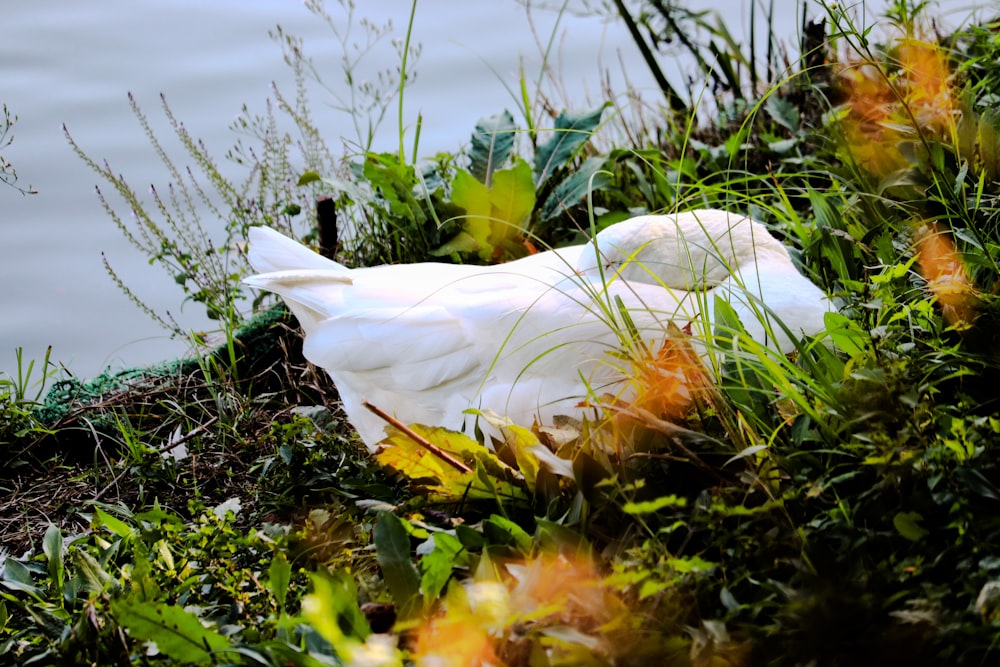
[244,209,830,449]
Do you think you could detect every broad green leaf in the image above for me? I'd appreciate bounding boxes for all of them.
[268,552,292,609]
[724,126,751,157]
[455,524,485,550]
[893,511,929,542]
[534,105,607,185]
[419,532,465,602]
[488,159,535,245]
[451,169,494,260]
[712,294,746,345]
[483,515,533,553]
[374,512,421,619]
[73,550,113,595]
[94,506,133,538]
[824,311,868,357]
[1,559,41,599]
[539,156,610,222]
[111,600,229,665]
[42,524,64,596]
[469,110,516,184]
[451,168,492,219]
[639,578,672,599]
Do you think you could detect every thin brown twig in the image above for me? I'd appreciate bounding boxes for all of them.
[363,401,473,474]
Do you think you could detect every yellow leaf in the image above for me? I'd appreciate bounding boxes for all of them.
[488,159,535,248]
[451,169,494,261]
[375,423,528,502]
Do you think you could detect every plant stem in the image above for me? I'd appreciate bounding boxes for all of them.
[398,0,419,164]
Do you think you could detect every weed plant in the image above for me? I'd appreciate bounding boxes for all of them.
[3,1,1000,665]
[0,104,35,195]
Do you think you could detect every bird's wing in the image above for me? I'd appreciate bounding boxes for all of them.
[303,305,481,392]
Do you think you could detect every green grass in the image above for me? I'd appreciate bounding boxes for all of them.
[3,1,1000,665]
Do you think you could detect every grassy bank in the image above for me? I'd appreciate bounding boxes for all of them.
[3,1,1000,665]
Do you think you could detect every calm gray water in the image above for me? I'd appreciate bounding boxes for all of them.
[0,0,986,382]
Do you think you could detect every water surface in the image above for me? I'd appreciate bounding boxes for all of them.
[0,0,984,381]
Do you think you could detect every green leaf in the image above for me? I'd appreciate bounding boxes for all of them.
[419,532,465,602]
[42,524,64,597]
[539,155,609,222]
[268,552,292,610]
[893,511,929,542]
[363,154,426,225]
[451,169,494,260]
[824,311,868,357]
[73,550,113,596]
[764,95,801,132]
[496,421,542,491]
[111,600,230,665]
[94,507,134,538]
[534,105,607,185]
[483,515,533,553]
[455,524,485,551]
[374,512,421,619]
[1,559,41,599]
[297,170,322,186]
[488,159,535,244]
[724,126,751,157]
[128,545,161,603]
[469,110,516,184]
[978,110,1000,183]
[667,555,716,575]
[712,293,747,345]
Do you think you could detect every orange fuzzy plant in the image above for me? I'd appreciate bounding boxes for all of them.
[598,323,714,454]
[914,222,979,330]
[409,552,631,667]
[835,32,957,179]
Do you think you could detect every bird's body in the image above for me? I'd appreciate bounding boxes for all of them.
[245,209,830,448]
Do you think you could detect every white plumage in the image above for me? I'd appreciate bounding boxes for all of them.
[244,209,830,449]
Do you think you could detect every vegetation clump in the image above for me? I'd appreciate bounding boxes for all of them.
[3,1,1000,664]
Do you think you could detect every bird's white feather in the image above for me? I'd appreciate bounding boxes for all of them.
[244,210,831,448]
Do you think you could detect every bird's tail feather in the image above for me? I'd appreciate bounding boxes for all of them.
[244,227,354,332]
[246,226,351,277]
